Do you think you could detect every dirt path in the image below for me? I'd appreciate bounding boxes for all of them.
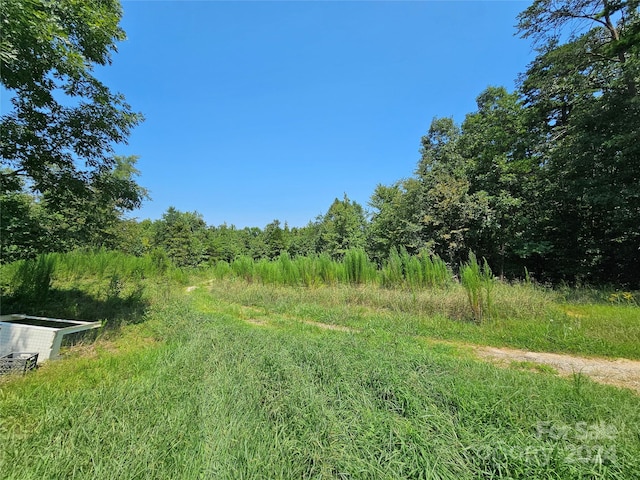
[474,345,640,394]
[270,318,640,394]
[241,315,640,394]
[186,285,640,395]
[288,318,640,394]
[244,317,357,332]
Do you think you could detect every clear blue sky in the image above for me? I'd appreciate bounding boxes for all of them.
[101,0,535,228]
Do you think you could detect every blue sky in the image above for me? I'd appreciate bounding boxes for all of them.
[100,0,535,228]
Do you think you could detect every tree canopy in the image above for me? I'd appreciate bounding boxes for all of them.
[366,0,639,284]
[2,0,638,287]
[0,0,145,262]
[0,0,143,201]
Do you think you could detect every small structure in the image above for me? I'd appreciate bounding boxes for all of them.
[0,314,102,363]
[0,352,39,376]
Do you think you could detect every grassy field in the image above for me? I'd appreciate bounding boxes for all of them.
[202,279,640,360]
[1,255,639,479]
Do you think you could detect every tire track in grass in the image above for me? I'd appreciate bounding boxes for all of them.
[238,309,640,395]
[187,292,640,477]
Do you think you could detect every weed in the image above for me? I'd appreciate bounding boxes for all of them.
[510,361,558,375]
[343,248,373,285]
[460,251,495,323]
[231,255,255,282]
[608,291,639,306]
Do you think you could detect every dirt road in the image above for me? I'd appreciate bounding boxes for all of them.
[474,345,640,394]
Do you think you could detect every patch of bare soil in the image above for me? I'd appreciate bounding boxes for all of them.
[301,320,357,333]
[229,305,640,394]
[186,280,215,293]
[245,318,268,327]
[242,317,357,332]
[474,346,640,394]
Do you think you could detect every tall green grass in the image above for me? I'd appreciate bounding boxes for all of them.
[218,248,448,288]
[226,250,379,286]
[317,253,338,285]
[2,292,638,479]
[8,253,56,302]
[381,247,451,289]
[0,250,176,297]
[203,279,640,360]
[460,251,495,323]
[0,250,177,324]
[343,248,376,285]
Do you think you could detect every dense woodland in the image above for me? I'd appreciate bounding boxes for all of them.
[1,0,639,287]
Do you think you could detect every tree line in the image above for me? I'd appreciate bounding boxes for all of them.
[1,0,639,286]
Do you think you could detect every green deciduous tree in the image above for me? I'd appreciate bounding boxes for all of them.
[365,1,639,285]
[368,180,423,263]
[1,0,144,259]
[460,87,542,277]
[414,118,492,265]
[317,194,368,259]
[517,0,639,96]
[287,222,321,257]
[263,220,289,260]
[0,174,48,262]
[153,208,208,267]
[1,156,147,260]
[41,156,148,250]
[517,0,640,284]
[207,224,245,263]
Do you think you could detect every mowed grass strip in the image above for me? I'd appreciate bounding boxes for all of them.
[1,290,639,479]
